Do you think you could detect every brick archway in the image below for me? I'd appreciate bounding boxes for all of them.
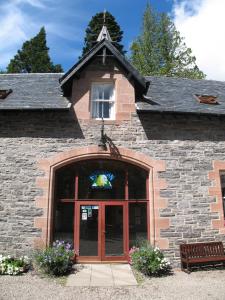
[35,146,169,250]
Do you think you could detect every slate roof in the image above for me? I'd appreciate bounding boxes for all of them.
[0,73,70,110]
[136,76,225,116]
[1,72,225,116]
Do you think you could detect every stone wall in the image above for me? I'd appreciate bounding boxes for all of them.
[0,110,225,266]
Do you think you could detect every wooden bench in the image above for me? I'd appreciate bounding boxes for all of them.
[180,242,225,273]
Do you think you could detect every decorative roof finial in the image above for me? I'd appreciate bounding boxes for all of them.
[96,10,112,42]
[103,9,106,25]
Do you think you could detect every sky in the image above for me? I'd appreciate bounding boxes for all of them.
[0,0,224,80]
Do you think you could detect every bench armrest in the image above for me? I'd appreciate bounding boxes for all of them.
[180,251,188,259]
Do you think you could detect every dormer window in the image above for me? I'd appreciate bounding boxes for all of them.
[91,83,115,119]
[0,89,12,100]
[195,94,219,105]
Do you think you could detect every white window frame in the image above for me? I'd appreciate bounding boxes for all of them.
[91,83,115,120]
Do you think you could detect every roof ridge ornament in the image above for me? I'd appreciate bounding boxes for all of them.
[97,10,112,43]
[97,25,112,42]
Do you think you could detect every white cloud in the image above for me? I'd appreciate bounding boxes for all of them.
[0,0,86,70]
[12,0,47,8]
[172,0,225,81]
[0,1,43,68]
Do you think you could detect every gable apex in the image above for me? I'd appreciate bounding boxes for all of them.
[59,40,146,97]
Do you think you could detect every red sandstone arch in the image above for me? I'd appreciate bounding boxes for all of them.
[35,146,169,250]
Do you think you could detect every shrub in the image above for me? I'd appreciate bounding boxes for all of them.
[0,255,30,275]
[129,241,171,276]
[34,240,74,276]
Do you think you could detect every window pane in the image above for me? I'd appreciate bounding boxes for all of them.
[128,165,147,200]
[92,101,98,118]
[129,203,147,248]
[103,102,110,118]
[54,203,74,247]
[103,84,113,100]
[55,167,75,199]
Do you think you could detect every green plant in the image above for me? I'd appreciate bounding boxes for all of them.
[0,255,30,275]
[34,240,74,276]
[129,241,171,276]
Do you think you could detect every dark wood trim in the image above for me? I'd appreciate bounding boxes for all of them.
[59,199,75,203]
[125,169,129,200]
[75,172,78,200]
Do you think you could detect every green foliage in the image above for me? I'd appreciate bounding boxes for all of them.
[129,241,171,276]
[34,240,74,276]
[7,27,63,73]
[130,3,205,79]
[82,11,124,56]
[0,255,30,275]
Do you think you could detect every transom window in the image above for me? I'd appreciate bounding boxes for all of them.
[55,159,148,201]
[91,83,115,119]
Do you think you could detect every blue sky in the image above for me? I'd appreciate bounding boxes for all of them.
[0,0,224,80]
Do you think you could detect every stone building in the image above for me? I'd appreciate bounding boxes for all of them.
[1,27,225,267]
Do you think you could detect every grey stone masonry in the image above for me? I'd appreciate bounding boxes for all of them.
[0,110,225,266]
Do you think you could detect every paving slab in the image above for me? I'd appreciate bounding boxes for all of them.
[111,264,137,285]
[66,265,91,287]
[66,264,137,287]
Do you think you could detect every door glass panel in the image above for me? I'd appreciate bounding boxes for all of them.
[79,205,99,256]
[129,203,147,248]
[105,205,123,256]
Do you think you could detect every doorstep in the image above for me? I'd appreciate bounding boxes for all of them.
[66,264,137,287]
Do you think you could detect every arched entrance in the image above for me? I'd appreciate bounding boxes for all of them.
[53,159,149,262]
[35,146,169,258]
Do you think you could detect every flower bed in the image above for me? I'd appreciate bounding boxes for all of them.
[0,255,30,275]
[129,241,171,276]
[34,240,74,276]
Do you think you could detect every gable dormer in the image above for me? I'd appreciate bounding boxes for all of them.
[60,27,146,121]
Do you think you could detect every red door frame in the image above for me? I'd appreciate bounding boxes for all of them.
[62,161,150,263]
[75,201,128,262]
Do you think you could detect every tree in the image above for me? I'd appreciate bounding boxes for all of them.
[130,3,205,79]
[7,27,63,73]
[82,11,125,56]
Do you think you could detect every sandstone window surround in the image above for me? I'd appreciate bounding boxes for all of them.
[220,172,225,222]
[209,162,225,234]
[91,83,115,120]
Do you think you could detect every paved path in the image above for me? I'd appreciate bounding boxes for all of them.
[66,264,137,287]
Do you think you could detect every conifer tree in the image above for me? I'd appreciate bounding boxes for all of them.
[7,27,63,73]
[82,11,124,56]
[130,3,205,79]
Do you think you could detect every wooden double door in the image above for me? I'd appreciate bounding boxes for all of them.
[74,201,128,262]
